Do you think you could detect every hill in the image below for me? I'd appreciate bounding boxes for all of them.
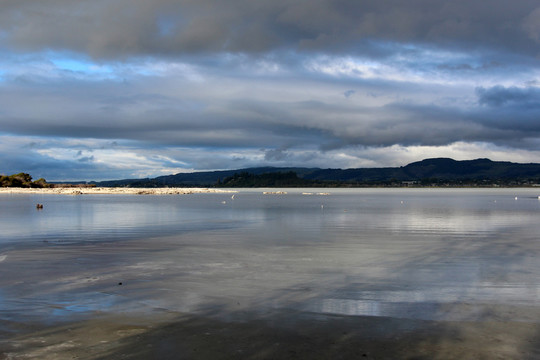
[93,158,540,187]
[96,167,319,187]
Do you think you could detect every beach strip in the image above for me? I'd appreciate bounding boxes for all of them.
[0,187,236,195]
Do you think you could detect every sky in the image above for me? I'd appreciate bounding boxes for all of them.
[1,1,540,181]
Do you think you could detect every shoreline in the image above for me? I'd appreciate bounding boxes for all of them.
[2,309,539,360]
[0,187,236,195]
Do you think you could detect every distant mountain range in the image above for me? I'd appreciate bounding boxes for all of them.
[94,158,540,187]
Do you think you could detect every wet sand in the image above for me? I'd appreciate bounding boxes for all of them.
[1,235,539,360]
[2,310,540,359]
[0,187,235,195]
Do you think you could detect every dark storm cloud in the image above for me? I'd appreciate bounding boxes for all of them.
[476,85,540,107]
[1,0,540,59]
[1,71,538,154]
[2,0,540,180]
[0,147,99,181]
[386,102,540,148]
[472,86,540,139]
[264,147,290,161]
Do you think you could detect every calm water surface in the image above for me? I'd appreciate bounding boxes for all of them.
[1,188,540,326]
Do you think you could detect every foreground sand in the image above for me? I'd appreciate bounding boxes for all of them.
[0,187,235,195]
[2,310,540,360]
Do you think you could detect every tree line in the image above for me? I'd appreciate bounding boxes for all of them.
[0,173,50,188]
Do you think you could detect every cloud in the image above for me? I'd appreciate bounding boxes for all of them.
[1,57,539,169]
[343,90,355,98]
[1,1,539,59]
[1,1,540,180]
[522,7,540,43]
[77,156,95,163]
[264,147,290,161]
[476,85,540,107]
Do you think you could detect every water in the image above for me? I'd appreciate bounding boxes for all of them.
[1,188,540,326]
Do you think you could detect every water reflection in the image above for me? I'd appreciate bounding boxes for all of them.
[0,194,248,243]
[1,189,540,324]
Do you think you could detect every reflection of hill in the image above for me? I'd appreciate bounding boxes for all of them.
[94,158,540,187]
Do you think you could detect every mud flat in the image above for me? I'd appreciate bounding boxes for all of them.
[2,310,540,360]
[0,187,235,195]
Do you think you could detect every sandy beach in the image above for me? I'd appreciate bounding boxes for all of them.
[0,187,235,195]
